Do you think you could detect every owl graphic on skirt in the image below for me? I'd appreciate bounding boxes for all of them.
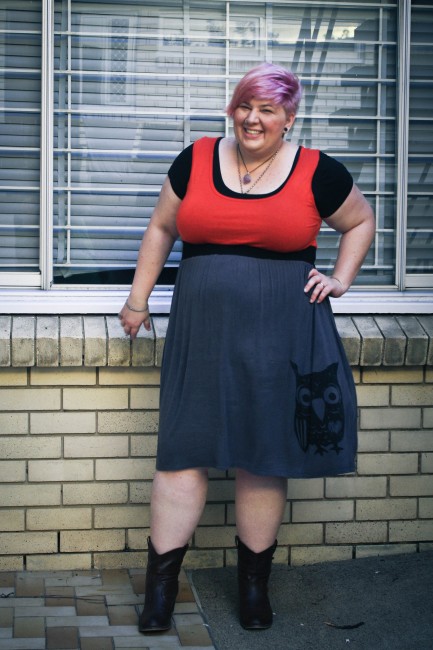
[291,361,345,455]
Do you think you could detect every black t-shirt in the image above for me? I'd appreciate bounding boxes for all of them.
[168,138,354,219]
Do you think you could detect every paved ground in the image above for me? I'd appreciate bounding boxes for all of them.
[190,550,433,650]
[0,567,214,649]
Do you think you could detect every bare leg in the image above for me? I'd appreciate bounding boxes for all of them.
[150,468,208,554]
[235,468,287,552]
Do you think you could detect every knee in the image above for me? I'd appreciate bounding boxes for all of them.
[155,468,208,494]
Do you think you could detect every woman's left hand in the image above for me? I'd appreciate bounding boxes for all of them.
[304,269,346,303]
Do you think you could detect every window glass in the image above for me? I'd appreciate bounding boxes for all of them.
[0,1,41,274]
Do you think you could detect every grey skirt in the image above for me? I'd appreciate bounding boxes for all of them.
[156,244,357,478]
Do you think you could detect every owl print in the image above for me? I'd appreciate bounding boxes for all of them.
[291,361,345,455]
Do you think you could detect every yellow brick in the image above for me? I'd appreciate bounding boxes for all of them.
[63,388,128,410]
[392,385,433,406]
[425,409,433,428]
[358,431,389,452]
[27,554,92,571]
[391,430,433,451]
[351,368,361,384]
[362,367,424,383]
[94,505,149,529]
[0,532,57,554]
[421,452,433,473]
[129,482,152,504]
[326,522,387,544]
[360,407,421,430]
[426,369,433,383]
[130,434,158,457]
[127,528,149,550]
[207,480,235,502]
[61,529,125,552]
[419,498,433,518]
[0,368,27,386]
[356,498,417,520]
[198,504,226,526]
[130,387,160,410]
[0,388,61,411]
[390,475,433,496]
[326,476,387,498]
[30,367,96,386]
[0,436,61,459]
[31,411,96,435]
[225,546,288,567]
[356,385,389,406]
[94,551,147,570]
[355,543,417,558]
[279,523,324,545]
[99,367,160,386]
[389,520,433,542]
[27,507,92,530]
[291,545,352,566]
[292,500,354,523]
[95,458,155,481]
[194,526,237,548]
[98,411,159,433]
[0,510,25,531]
[64,435,128,458]
[0,413,28,434]
[63,482,128,505]
[0,484,61,506]
[357,453,418,475]
[0,461,26,482]
[28,460,93,482]
[183,550,225,570]
[287,478,324,500]
[0,556,23,570]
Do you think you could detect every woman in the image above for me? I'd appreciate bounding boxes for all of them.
[119,63,375,633]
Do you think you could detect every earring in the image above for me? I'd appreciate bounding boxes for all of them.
[283,127,288,132]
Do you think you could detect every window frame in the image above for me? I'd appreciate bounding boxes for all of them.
[1,0,432,315]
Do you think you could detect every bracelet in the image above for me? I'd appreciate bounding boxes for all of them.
[331,276,344,289]
[125,299,149,313]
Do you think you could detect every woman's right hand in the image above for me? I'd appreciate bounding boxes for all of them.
[118,300,151,339]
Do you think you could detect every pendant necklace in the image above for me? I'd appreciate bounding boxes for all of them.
[237,143,282,194]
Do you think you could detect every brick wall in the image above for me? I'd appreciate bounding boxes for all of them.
[0,315,432,571]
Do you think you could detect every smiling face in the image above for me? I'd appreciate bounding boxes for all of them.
[233,97,295,158]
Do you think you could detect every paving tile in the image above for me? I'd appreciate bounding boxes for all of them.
[101,570,132,586]
[172,614,204,627]
[108,605,138,626]
[0,608,13,627]
[0,574,14,588]
[80,624,153,637]
[46,615,109,627]
[76,596,108,617]
[0,630,12,639]
[175,623,213,647]
[13,616,45,638]
[130,574,146,595]
[0,639,45,649]
[0,589,14,598]
[46,625,79,649]
[14,606,76,617]
[114,637,180,648]
[173,602,199,614]
[0,598,44,608]
[106,594,143,606]
[81,638,115,650]
[15,575,45,598]
[45,586,76,607]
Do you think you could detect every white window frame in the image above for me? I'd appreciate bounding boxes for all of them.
[1,0,432,314]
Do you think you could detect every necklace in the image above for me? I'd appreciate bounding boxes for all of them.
[237,143,282,194]
[237,146,277,185]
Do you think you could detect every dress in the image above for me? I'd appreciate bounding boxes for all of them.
[156,138,358,478]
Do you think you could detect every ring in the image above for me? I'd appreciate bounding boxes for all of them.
[319,281,325,288]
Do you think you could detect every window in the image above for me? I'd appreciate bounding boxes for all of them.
[0,0,432,312]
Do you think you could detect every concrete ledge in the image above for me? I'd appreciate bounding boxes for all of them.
[0,314,432,367]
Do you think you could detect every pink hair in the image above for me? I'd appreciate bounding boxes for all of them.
[226,63,302,117]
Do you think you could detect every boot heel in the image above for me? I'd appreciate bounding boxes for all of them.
[139,537,188,633]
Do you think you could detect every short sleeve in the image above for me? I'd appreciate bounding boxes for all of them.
[312,152,354,219]
[167,144,194,200]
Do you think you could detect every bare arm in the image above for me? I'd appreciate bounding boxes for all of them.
[119,177,182,338]
[305,184,375,303]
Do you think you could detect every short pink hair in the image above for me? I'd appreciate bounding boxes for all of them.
[226,63,302,117]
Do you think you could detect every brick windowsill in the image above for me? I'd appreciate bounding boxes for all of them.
[0,314,432,368]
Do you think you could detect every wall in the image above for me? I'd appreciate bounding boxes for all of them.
[0,315,432,571]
